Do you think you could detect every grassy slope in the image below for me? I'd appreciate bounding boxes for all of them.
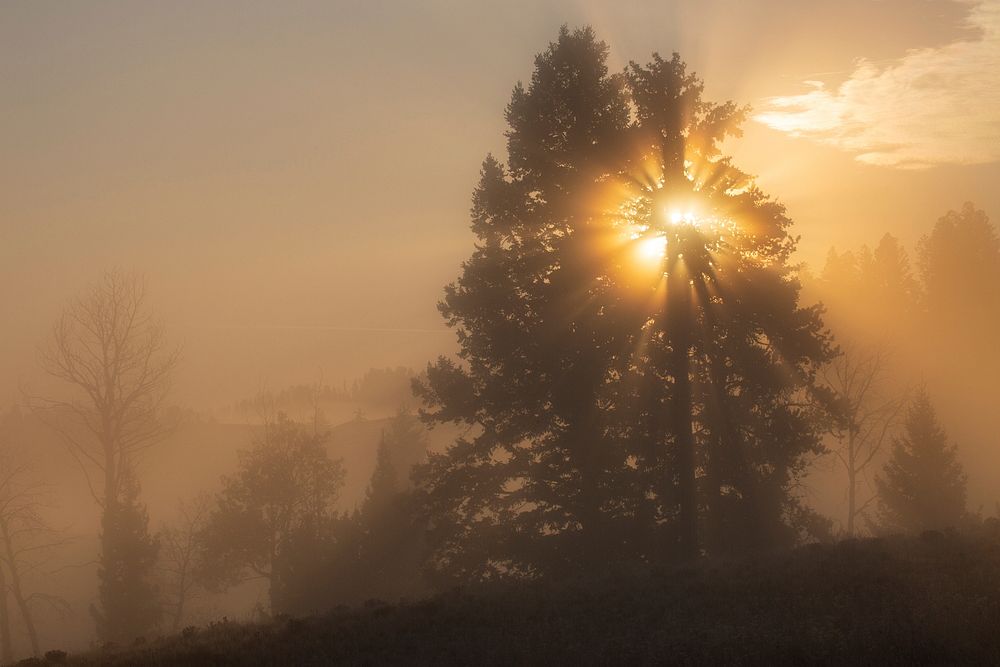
[49,530,1000,666]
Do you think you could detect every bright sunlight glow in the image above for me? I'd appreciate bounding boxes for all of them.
[665,208,700,227]
[636,235,667,262]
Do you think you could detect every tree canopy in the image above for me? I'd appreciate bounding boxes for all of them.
[198,414,346,611]
[414,27,833,581]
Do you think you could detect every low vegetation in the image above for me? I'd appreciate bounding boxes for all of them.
[45,528,1000,666]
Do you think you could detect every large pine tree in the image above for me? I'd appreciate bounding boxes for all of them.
[415,27,832,580]
[875,389,967,534]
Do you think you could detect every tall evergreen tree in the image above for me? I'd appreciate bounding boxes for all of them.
[875,389,967,534]
[91,468,161,644]
[378,408,429,489]
[415,27,636,580]
[355,424,428,601]
[365,435,399,519]
[415,27,831,580]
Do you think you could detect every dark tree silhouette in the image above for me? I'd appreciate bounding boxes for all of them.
[414,27,832,580]
[414,27,636,579]
[875,389,967,534]
[366,433,400,516]
[91,468,161,644]
[377,408,429,490]
[198,414,345,613]
[353,412,428,601]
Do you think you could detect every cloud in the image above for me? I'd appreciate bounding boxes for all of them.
[755,0,1000,168]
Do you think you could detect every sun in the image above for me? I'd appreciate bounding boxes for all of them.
[664,207,701,228]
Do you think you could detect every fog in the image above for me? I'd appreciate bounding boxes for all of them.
[2,1,1000,662]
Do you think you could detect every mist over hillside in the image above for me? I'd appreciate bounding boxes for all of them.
[3,4,1000,664]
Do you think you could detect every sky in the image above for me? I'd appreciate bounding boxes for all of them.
[2,0,999,409]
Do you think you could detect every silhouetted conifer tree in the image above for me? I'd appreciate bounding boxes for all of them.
[875,389,967,533]
[415,26,832,580]
[92,468,161,644]
[366,436,399,516]
[355,420,428,601]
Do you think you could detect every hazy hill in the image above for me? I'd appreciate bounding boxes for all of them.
[55,529,1000,666]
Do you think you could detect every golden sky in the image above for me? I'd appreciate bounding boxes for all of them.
[3,0,999,407]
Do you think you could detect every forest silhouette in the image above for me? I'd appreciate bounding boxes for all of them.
[2,22,1000,666]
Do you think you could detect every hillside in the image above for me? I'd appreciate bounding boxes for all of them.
[48,529,1000,666]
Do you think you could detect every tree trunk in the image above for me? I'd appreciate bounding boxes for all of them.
[847,429,857,537]
[104,439,118,513]
[0,559,13,664]
[171,562,188,632]
[172,588,186,633]
[704,431,724,555]
[0,521,39,656]
[98,442,119,641]
[563,359,604,569]
[703,334,735,556]
[669,252,697,562]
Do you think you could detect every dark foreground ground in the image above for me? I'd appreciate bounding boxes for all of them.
[28,529,1000,666]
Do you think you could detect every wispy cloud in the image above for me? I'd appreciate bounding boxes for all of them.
[755,0,1000,168]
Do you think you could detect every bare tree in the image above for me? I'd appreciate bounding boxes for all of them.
[28,269,177,641]
[159,495,211,632]
[31,269,179,510]
[820,345,906,536]
[0,455,72,658]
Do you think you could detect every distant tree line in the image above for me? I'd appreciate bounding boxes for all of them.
[231,367,416,422]
[807,201,997,533]
[808,201,1000,349]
